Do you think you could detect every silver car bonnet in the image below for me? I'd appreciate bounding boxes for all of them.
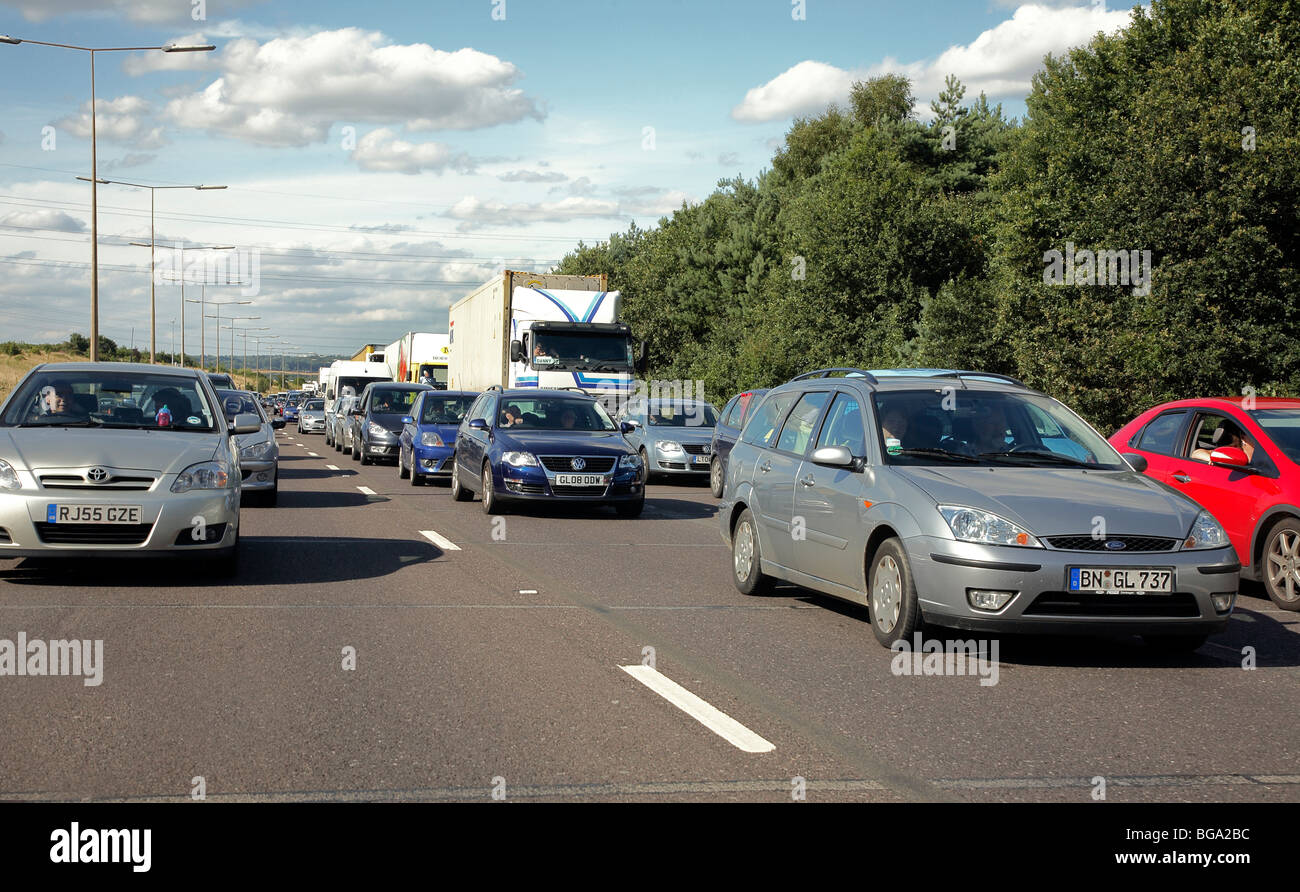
[894,466,1202,538]
[235,423,274,449]
[2,427,221,475]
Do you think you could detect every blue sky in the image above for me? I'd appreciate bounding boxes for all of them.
[0,1,1139,358]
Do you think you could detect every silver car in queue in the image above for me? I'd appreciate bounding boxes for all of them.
[216,389,282,506]
[619,398,720,481]
[720,368,1240,651]
[0,362,260,574]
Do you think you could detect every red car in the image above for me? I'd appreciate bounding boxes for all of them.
[1109,397,1300,610]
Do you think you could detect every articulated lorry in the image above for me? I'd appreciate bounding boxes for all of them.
[447,271,643,409]
[382,332,451,388]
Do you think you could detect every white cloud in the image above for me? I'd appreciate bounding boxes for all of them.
[731,3,1136,122]
[349,128,475,175]
[54,95,167,148]
[498,169,569,183]
[0,0,255,24]
[102,152,158,171]
[1,208,86,233]
[162,28,544,147]
[445,195,623,232]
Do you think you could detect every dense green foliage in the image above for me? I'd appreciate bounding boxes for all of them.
[556,0,1299,431]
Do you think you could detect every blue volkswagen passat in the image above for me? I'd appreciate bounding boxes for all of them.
[398,389,477,486]
[450,388,644,516]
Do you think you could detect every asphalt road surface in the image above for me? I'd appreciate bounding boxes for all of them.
[3,428,1298,803]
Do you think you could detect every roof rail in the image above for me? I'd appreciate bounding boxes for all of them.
[928,371,1029,388]
[790,368,880,383]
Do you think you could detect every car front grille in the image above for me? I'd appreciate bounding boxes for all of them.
[682,443,710,455]
[539,456,616,473]
[39,474,156,492]
[1045,535,1179,552]
[35,522,154,545]
[1023,592,1200,618]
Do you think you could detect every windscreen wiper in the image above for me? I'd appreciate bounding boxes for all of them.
[893,447,978,462]
[978,450,1093,467]
[18,417,103,427]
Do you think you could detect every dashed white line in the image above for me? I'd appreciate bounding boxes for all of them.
[619,664,775,753]
[419,530,461,551]
[308,452,320,457]
[357,486,376,496]
[326,464,340,471]
[519,589,538,595]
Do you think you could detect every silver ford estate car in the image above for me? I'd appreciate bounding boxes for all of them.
[0,363,261,574]
[719,369,1240,650]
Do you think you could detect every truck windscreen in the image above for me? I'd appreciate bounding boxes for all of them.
[531,332,633,371]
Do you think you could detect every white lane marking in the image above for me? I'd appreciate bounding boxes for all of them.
[326,464,340,471]
[419,530,461,551]
[357,486,376,496]
[308,452,320,457]
[519,589,538,595]
[619,665,775,753]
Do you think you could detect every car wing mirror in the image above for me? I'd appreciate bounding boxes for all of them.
[232,412,261,435]
[1121,452,1149,473]
[272,418,286,429]
[468,418,489,431]
[810,445,854,467]
[401,415,414,424]
[1209,446,1250,469]
[620,421,637,434]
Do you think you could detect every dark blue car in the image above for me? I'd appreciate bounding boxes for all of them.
[708,388,769,497]
[450,387,645,516]
[398,389,478,485]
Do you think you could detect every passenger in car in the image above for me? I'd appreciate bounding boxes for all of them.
[40,381,86,418]
[880,408,908,454]
[1192,424,1256,463]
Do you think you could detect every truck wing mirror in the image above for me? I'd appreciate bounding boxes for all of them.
[509,339,524,364]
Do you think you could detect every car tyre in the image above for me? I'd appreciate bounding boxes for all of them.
[481,461,504,514]
[709,456,725,498]
[731,508,772,595]
[399,448,410,479]
[1261,517,1300,611]
[639,447,652,484]
[451,461,473,501]
[868,538,921,648]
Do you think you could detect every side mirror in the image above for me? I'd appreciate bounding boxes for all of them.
[810,445,854,467]
[509,339,524,363]
[232,412,261,435]
[272,418,286,429]
[620,421,636,434]
[1121,453,1149,472]
[1210,446,1250,469]
[401,415,414,425]
[468,418,489,431]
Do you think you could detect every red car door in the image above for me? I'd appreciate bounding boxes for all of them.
[1122,407,1192,485]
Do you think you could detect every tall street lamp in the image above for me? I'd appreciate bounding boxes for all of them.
[2,35,215,362]
[155,244,234,366]
[229,325,269,390]
[83,177,226,364]
[210,313,259,373]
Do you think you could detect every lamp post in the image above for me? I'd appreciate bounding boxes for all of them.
[85,178,226,364]
[228,325,269,390]
[2,35,215,362]
[194,300,253,371]
[254,336,282,391]
[210,314,259,374]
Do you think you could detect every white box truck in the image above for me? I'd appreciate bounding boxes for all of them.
[447,271,643,408]
[382,332,451,387]
[324,356,392,417]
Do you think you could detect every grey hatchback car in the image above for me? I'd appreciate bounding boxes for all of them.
[719,369,1241,650]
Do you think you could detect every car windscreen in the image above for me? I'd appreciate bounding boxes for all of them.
[216,390,267,423]
[3,370,218,431]
[646,402,718,427]
[872,389,1124,469]
[367,389,421,414]
[498,397,616,431]
[1249,408,1300,464]
[304,400,324,411]
[531,331,634,371]
[420,395,475,425]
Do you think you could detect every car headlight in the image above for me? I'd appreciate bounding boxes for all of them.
[502,451,539,467]
[420,431,445,447]
[0,459,20,491]
[171,460,233,493]
[240,440,274,461]
[368,422,391,438]
[939,505,1043,548]
[619,452,642,469]
[656,440,684,455]
[1184,510,1230,550]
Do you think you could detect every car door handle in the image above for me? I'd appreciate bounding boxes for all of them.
[1172,472,1192,483]
[799,474,815,487]
[759,460,771,473]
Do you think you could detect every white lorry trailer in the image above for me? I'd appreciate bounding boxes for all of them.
[382,332,451,387]
[447,271,642,409]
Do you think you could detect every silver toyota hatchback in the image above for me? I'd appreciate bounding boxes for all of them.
[719,369,1240,650]
[0,362,261,574]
